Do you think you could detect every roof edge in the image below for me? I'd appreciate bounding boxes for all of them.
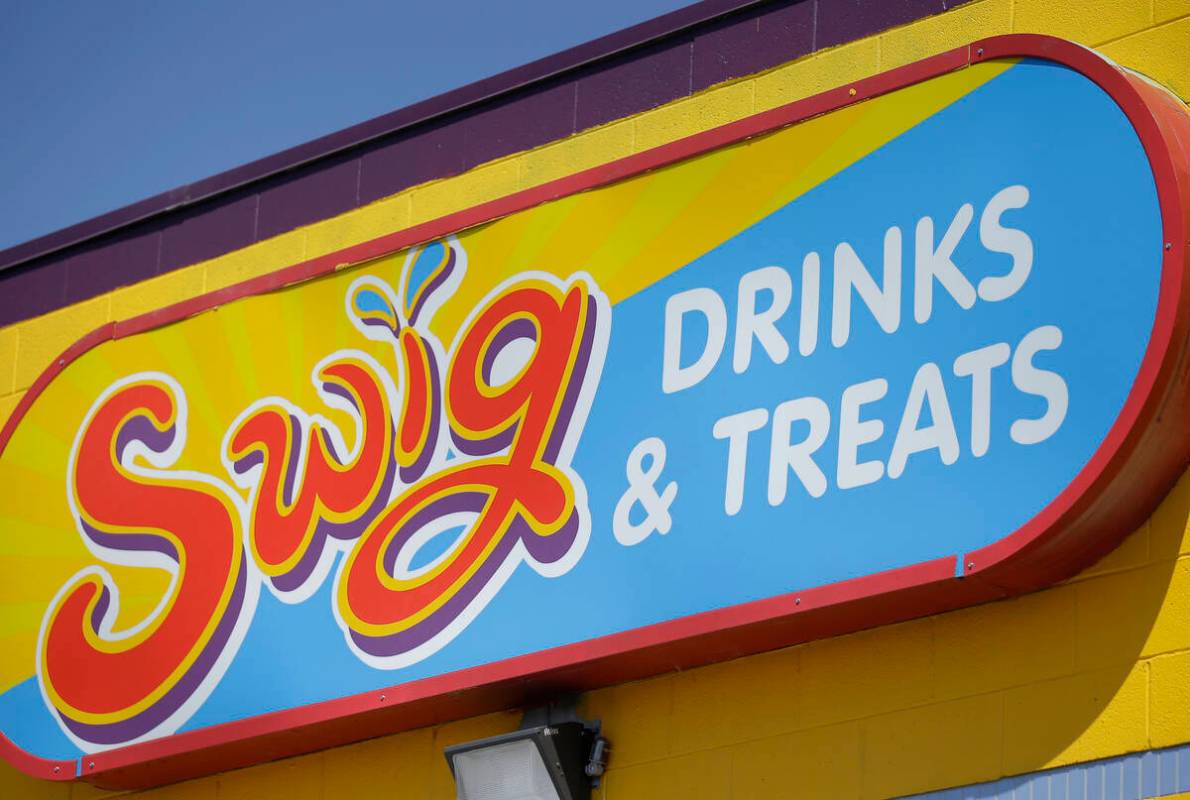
[0,0,765,274]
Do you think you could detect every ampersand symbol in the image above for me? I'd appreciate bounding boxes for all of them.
[613,437,678,546]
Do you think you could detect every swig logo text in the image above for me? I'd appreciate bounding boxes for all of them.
[37,240,611,750]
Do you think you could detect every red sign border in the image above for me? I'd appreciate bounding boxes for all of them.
[1,34,1188,789]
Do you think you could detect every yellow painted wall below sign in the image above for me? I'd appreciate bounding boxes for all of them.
[0,0,1188,797]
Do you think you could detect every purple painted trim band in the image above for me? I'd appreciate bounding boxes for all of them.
[0,0,966,330]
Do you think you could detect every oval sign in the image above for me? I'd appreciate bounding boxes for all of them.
[1,35,1188,787]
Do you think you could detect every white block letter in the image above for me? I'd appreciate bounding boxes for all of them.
[713,408,769,515]
[1011,325,1068,445]
[663,287,728,394]
[768,396,830,505]
[953,342,1010,458]
[915,204,976,324]
[888,362,960,479]
[799,251,820,357]
[734,266,792,373]
[837,378,888,489]
[978,185,1033,302]
[831,227,902,348]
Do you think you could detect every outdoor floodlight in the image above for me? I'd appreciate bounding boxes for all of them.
[444,720,608,800]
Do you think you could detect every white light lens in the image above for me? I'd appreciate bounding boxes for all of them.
[452,738,561,800]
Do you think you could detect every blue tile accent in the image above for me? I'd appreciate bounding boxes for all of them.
[982,778,1009,799]
[1105,759,1124,800]
[1050,771,1068,800]
[1158,749,1177,795]
[1069,767,1086,800]
[1124,754,1142,800]
[1178,746,1190,793]
[966,780,999,799]
[1142,752,1158,798]
[1000,775,1027,800]
[1088,762,1105,800]
[902,742,1190,800]
[983,777,1005,799]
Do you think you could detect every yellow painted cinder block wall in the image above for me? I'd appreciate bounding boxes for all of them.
[1,0,1188,797]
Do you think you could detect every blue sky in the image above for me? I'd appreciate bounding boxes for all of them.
[0,1,693,251]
